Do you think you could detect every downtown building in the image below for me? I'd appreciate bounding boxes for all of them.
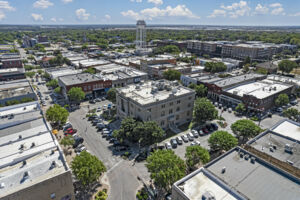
[172,119,300,200]
[116,80,195,130]
[0,102,74,200]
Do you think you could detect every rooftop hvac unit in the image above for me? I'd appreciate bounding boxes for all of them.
[251,157,256,164]
[172,88,177,94]
[50,161,56,169]
[0,183,5,189]
[23,171,29,180]
[202,191,216,200]
[285,144,293,154]
[221,167,226,174]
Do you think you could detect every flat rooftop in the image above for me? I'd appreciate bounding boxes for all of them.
[59,73,104,86]
[0,102,69,198]
[0,79,34,100]
[117,80,195,105]
[206,147,300,200]
[213,73,266,88]
[271,120,300,141]
[226,79,292,99]
[45,67,82,79]
[72,59,110,68]
[268,75,300,87]
[249,130,300,169]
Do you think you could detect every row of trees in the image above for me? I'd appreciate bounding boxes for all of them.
[204,62,227,73]
[162,69,181,81]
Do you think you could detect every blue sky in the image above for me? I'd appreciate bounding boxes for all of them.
[0,0,300,25]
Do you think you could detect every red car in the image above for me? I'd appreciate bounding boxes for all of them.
[202,128,209,134]
[64,128,77,135]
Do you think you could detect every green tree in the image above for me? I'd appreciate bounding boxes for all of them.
[188,83,207,97]
[95,190,108,200]
[54,86,61,94]
[68,87,85,103]
[83,68,96,74]
[256,68,268,75]
[46,79,58,88]
[231,119,262,142]
[146,150,186,193]
[193,98,218,124]
[235,103,246,113]
[275,94,289,107]
[204,62,227,73]
[283,108,299,120]
[243,64,250,72]
[133,121,164,146]
[46,104,69,125]
[43,72,51,79]
[20,97,34,103]
[208,131,238,152]
[107,88,116,103]
[71,151,106,187]
[278,60,298,74]
[25,71,36,78]
[163,69,181,81]
[185,146,210,170]
[113,117,138,143]
[244,56,251,65]
[60,135,75,147]
[37,69,43,74]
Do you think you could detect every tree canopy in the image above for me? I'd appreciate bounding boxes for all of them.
[188,83,207,97]
[163,69,181,81]
[107,88,116,103]
[235,103,246,113]
[275,94,289,107]
[193,98,218,124]
[146,150,186,192]
[46,79,58,88]
[231,119,262,142]
[68,87,85,103]
[204,62,227,73]
[185,146,210,170]
[83,68,96,74]
[60,135,75,147]
[46,104,69,125]
[71,151,106,186]
[208,131,238,152]
[278,60,298,74]
[283,108,299,120]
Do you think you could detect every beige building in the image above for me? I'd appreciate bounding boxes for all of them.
[116,80,195,130]
[0,102,74,200]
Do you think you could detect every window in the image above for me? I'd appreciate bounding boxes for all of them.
[187,111,190,116]
[176,115,179,120]
[161,111,165,117]
[177,100,181,104]
[161,104,165,108]
[169,109,173,114]
[84,86,87,91]
[88,85,91,90]
[148,108,151,112]
[170,102,173,106]
[176,107,180,112]
[188,103,191,108]
[161,121,165,126]
[188,96,192,100]
[138,108,141,112]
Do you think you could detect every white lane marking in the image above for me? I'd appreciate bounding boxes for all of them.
[107,160,123,173]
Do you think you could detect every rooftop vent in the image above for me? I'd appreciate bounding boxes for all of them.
[23,171,29,180]
[31,142,35,148]
[22,160,27,166]
[0,183,5,189]
[51,149,55,155]
[50,161,56,169]
[250,157,256,164]
[285,144,293,154]
[239,152,244,158]
[19,144,24,150]
[19,135,22,140]
[287,160,294,165]
[221,167,226,174]
[202,191,215,200]
[244,154,250,160]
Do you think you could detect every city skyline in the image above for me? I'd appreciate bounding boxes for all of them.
[0,0,299,25]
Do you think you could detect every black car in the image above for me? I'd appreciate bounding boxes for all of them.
[88,115,97,121]
[170,139,178,148]
[73,137,84,148]
[211,123,218,130]
[206,124,213,132]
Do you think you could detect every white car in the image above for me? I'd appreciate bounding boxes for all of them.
[165,142,172,150]
[195,140,201,145]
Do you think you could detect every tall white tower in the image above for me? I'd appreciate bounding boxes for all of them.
[136,20,147,50]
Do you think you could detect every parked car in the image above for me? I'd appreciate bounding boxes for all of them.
[165,142,172,150]
[211,123,218,130]
[181,135,189,143]
[276,107,283,113]
[228,108,232,113]
[115,145,129,151]
[102,97,106,101]
[191,130,199,138]
[97,123,105,130]
[198,130,205,136]
[95,98,101,102]
[108,104,112,109]
[73,137,84,148]
[195,140,201,145]
[75,144,84,152]
[291,100,298,105]
[206,124,213,132]
[190,142,196,146]
[176,136,183,145]
[96,107,101,112]
[64,128,77,135]
[202,128,209,134]
[170,139,178,148]
[187,133,194,141]
[89,99,96,104]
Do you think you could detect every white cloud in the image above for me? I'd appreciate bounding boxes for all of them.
[271,7,284,15]
[50,17,56,22]
[62,0,73,3]
[130,0,142,2]
[75,8,90,20]
[290,12,300,17]
[31,13,44,21]
[254,4,269,15]
[208,1,250,18]
[208,9,226,18]
[0,1,15,11]
[122,4,199,20]
[148,0,163,6]
[33,0,54,9]
[0,1,15,21]
[105,14,111,20]
[269,3,282,8]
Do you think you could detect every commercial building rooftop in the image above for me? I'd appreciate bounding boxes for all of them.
[205,147,300,200]
[271,120,300,141]
[0,79,34,100]
[72,59,110,68]
[59,73,104,86]
[117,80,195,105]
[45,67,82,79]
[212,73,266,88]
[0,102,69,198]
[268,75,300,87]
[226,79,292,99]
